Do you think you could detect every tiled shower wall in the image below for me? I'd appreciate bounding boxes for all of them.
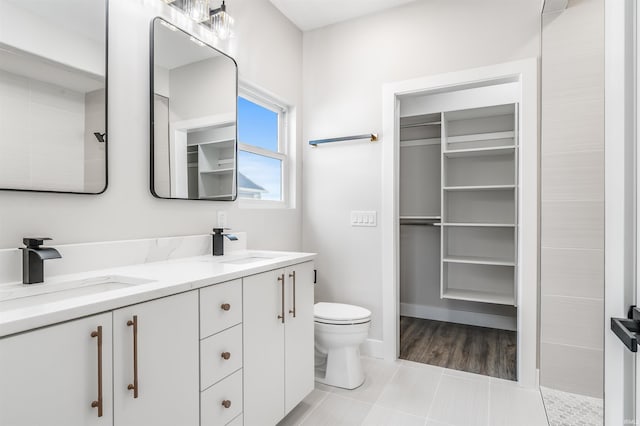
[540,0,604,398]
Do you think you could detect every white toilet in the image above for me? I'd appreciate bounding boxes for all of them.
[314,302,371,389]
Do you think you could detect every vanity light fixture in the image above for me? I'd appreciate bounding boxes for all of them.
[161,0,234,40]
[185,0,210,22]
[209,1,234,40]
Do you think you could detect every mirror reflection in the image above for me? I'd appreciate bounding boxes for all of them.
[151,18,237,201]
[0,0,107,194]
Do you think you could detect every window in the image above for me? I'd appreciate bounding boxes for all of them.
[237,93,287,202]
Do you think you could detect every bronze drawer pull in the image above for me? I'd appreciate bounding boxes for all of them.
[221,303,231,311]
[221,400,232,409]
[90,326,103,417]
[221,351,231,360]
[127,315,139,398]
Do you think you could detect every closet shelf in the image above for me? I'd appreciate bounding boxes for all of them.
[199,167,234,174]
[442,289,515,306]
[400,215,441,220]
[196,138,235,147]
[200,194,233,200]
[441,223,516,228]
[443,146,516,158]
[400,138,441,148]
[443,255,515,267]
[443,185,515,191]
[446,131,515,144]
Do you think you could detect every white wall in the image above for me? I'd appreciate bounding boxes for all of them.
[302,0,540,341]
[0,0,303,252]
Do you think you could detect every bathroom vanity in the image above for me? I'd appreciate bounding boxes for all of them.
[0,237,315,426]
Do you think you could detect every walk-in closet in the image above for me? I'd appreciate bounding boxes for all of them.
[399,99,519,380]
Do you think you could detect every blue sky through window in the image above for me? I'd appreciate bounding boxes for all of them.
[238,97,278,152]
[238,96,282,200]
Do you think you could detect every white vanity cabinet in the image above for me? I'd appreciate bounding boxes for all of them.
[0,291,198,426]
[243,261,315,426]
[113,291,199,426]
[0,312,114,426]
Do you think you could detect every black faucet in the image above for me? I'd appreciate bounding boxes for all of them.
[19,238,62,284]
[212,228,238,256]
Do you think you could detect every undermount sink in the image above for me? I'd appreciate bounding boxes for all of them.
[0,275,154,311]
[221,253,284,265]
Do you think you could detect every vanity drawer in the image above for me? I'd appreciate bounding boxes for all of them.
[201,369,243,426]
[200,324,242,390]
[200,279,242,338]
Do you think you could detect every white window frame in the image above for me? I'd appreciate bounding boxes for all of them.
[237,84,290,207]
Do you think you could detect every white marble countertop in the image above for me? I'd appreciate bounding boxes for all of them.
[0,250,315,338]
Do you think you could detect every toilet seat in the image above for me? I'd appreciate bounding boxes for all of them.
[314,302,371,325]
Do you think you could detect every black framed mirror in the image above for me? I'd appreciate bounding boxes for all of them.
[0,0,108,194]
[150,17,238,201]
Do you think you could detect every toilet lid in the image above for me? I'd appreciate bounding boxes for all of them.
[314,302,371,322]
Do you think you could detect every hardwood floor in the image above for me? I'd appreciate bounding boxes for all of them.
[399,316,517,381]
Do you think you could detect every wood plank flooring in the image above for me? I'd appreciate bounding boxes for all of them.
[399,316,517,381]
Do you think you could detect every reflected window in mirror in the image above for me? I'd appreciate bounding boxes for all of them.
[0,0,108,194]
[237,93,288,202]
[151,18,238,201]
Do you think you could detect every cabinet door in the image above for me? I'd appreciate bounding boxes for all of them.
[113,291,199,426]
[243,269,286,426]
[0,313,113,426]
[284,261,315,413]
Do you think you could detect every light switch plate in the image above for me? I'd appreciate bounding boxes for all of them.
[351,211,377,227]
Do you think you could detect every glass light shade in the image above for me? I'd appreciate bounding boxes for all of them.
[185,0,210,22]
[211,9,234,40]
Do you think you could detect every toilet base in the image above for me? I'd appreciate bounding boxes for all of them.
[314,345,365,390]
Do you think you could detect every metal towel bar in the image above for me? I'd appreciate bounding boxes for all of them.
[309,133,378,146]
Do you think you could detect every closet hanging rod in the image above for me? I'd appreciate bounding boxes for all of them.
[309,133,378,147]
[400,222,440,227]
[400,121,441,129]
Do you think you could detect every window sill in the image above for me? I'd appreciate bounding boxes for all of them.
[238,198,290,210]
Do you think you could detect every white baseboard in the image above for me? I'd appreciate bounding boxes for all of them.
[360,338,384,359]
[400,302,517,331]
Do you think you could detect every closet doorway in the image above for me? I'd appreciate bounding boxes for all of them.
[381,59,539,387]
[398,104,518,380]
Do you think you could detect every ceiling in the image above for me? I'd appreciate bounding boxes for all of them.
[268,0,419,31]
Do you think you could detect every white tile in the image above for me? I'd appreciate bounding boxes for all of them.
[278,389,329,426]
[541,201,604,249]
[425,421,451,426]
[541,150,604,202]
[539,343,603,398]
[300,394,372,426]
[541,248,603,299]
[489,381,549,426]
[361,405,425,426]
[541,295,603,349]
[540,386,602,426]
[375,363,442,418]
[428,374,489,426]
[329,357,401,403]
[442,367,491,384]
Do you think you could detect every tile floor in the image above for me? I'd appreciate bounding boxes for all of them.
[540,386,603,426]
[278,357,549,426]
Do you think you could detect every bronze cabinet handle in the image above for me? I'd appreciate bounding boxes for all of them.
[127,315,139,398]
[288,271,296,318]
[90,326,103,417]
[277,273,285,323]
[221,303,231,311]
[221,351,231,360]
[221,400,232,409]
